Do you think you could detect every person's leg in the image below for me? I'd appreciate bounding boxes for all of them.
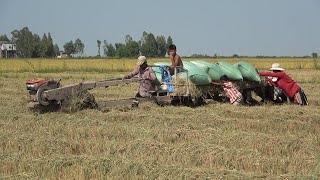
[232,97,243,106]
[294,92,302,105]
[232,101,239,105]
[295,89,308,105]
[135,92,142,98]
[274,87,282,100]
[300,89,308,105]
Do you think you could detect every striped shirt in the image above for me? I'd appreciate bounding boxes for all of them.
[222,82,242,103]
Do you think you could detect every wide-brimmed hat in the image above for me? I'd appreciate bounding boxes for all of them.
[270,63,285,71]
[137,56,147,66]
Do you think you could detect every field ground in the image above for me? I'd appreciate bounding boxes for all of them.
[1,58,320,179]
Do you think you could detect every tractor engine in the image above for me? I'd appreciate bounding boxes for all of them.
[26,78,60,110]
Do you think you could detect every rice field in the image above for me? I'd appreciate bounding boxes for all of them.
[0,58,319,73]
[0,58,320,179]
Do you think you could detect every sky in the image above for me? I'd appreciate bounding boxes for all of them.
[1,0,320,57]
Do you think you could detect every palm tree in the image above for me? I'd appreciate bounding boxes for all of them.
[97,40,101,57]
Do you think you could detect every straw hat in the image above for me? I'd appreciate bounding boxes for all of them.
[137,56,147,66]
[270,63,285,71]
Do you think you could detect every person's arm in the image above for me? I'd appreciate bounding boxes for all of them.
[125,67,140,79]
[211,82,224,86]
[267,79,278,87]
[172,55,181,67]
[259,71,283,77]
[148,68,156,81]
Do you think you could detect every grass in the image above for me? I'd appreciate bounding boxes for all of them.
[0,58,320,179]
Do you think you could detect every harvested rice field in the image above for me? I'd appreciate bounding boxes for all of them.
[1,58,320,179]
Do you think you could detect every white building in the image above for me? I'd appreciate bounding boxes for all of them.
[57,51,68,58]
[0,41,17,58]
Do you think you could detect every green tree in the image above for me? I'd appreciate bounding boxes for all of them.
[74,38,84,56]
[39,33,48,57]
[97,40,101,57]
[140,32,157,57]
[63,40,75,56]
[0,34,10,42]
[156,35,167,57]
[115,43,128,58]
[11,27,35,58]
[103,40,116,57]
[32,34,41,58]
[166,36,173,48]
[312,52,318,58]
[53,44,60,57]
[46,33,55,57]
[125,35,140,57]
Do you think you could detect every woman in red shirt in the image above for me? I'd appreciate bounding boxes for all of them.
[259,63,308,105]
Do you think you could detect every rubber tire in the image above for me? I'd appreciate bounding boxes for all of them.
[36,85,51,106]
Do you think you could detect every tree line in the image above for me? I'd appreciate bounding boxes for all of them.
[0,27,84,58]
[99,31,173,58]
[1,27,173,58]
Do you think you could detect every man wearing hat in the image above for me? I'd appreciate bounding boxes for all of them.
[259,63,308,105]
[123,56,157,97]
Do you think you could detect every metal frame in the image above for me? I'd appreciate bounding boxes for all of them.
[151,65,190,96]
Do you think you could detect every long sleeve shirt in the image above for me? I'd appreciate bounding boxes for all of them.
[259,71,300,98]
[127,66,157,97]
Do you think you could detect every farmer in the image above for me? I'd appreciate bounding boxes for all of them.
[212,75,244,105]
[259,63,308,105]
[168,44,183,75]
[123,56,157,97]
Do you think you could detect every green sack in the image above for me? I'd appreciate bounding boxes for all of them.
[153,62,212,85]
[216,61,243,81]
[234,61,261,82]
[189,61,209,73]
[183,62,212,85]
[190,61,224,81]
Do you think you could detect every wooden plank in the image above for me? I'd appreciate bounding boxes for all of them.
[42,78,140,101]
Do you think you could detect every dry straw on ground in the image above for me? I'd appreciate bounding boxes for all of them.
[1,60,320,179]
[60,90,98,112]
[171,77,202,97]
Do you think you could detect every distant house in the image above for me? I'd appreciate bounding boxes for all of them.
[0,41,17,58]
[57,51,68,58]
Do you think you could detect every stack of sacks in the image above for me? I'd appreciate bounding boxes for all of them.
[153,60,260,84]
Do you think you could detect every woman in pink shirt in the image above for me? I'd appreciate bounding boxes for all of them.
[259,63,308,105]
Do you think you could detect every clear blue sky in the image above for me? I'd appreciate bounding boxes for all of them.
[1,0,320,57]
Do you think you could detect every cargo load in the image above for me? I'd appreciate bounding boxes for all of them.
[234,61,261,82]
[216,61,243,81]
[190,61,224,81]
[153,62,212,85]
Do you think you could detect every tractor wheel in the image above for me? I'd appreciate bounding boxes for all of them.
[36,85,52,106]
